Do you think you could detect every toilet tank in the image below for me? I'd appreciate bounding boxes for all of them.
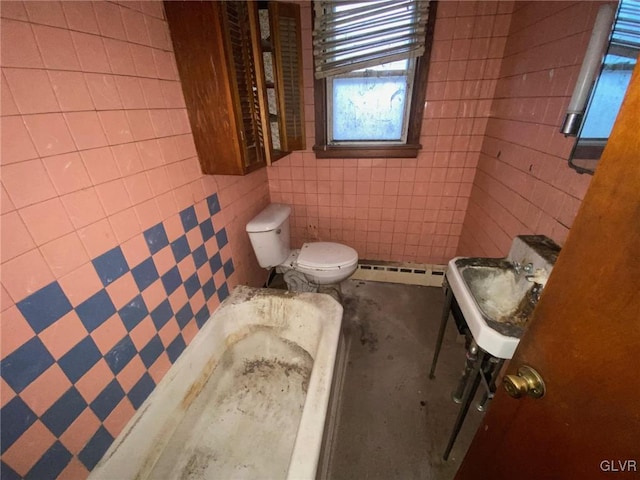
[246,204,292,268]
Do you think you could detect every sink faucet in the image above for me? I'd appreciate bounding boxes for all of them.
[526,268,549,286]
[513,261,533,275]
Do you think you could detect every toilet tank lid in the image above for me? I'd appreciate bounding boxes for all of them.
[246,204,292,233]
[297,242,358,269]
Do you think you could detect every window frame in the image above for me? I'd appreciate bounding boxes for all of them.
[569,0,640,174]
[312,0,437,159]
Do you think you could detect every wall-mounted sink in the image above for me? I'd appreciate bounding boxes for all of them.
[447,235,561,359]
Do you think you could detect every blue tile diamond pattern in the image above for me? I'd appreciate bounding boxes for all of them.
[199,218,214,242]
[150,299,174,330]
[207,193,221,216]
[25,441,72,480]
[143,223,169,255]
[16,282,72,334]
[58,337,102,383]
[128,373,155,409]
[170,235,191,263]
[131,257,160,292]
[76,290,116,333]
[90,380,125,421]
[215,229,228,248]
[1,397,37,454]
[2,193,240,478]
[93,247,130,287]
[78,426,113,470]
[41,387,87,437]
[1,337,55,393]
[180,206,198,232]
[161,266,182,295]
[104,336,137,375]
[118,295,149,331]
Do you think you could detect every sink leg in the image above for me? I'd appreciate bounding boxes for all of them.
[451,337,478,403]
[443,348,487,461]
[429,286,453,379]
[475,358,504,412]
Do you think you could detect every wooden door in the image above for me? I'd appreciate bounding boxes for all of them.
[456,64,640,477]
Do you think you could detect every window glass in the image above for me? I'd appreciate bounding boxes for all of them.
[329,60,413,142]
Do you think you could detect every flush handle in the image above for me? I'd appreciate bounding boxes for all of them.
[503,365,545,399]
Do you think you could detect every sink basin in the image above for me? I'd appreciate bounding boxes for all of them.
[446,236,560,359]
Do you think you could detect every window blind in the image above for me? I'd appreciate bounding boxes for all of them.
[313,0,430,79]
[610,0,640,58]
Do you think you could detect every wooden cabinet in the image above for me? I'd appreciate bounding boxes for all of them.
[165,1,305,176]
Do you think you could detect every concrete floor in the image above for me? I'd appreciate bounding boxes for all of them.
[325,279,485,480]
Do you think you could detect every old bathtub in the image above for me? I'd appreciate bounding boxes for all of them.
[89,286,345,480]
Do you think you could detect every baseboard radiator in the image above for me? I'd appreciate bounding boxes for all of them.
[351,260,446,287]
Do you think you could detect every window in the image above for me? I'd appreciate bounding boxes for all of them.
[570,0,640,174]
[312,0,436,158]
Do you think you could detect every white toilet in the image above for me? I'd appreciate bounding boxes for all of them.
[246,203,358,292]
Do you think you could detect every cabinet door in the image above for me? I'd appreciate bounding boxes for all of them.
[165,1,267,175]
[221,2,268,172]
[270,2,305,152]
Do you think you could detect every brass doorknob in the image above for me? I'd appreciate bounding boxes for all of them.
[503,365,545,399]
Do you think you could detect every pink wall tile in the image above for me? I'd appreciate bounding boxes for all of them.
[23,113,77,157]
[0,305,35,359]
[457,1,596,258]
[61,1,100,34]
[32,24,80,70]
[93,2,127,40]
[2,158,57,208]
[39,311,90,359]
[49,71,95,112]
[1,116,39,164]
[0,18,43,68]
[19,197,74,246]
[40,232,89,277]
[4,68,60,114]
[64,111,109,150]
[43,152,92,195]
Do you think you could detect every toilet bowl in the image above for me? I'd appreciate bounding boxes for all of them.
[246,204,358,292]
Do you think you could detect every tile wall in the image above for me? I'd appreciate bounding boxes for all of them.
[268,1,514,265]
[457,1,606,257]
[0,1,269,478]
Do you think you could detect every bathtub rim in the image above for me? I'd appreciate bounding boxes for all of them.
[88,285,343,480]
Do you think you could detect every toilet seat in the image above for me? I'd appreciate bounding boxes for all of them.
[296,242,358,271]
